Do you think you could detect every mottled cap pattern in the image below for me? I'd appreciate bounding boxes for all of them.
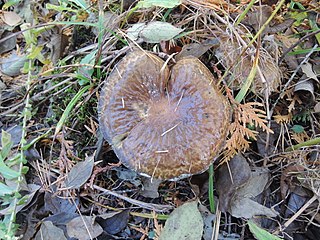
[98,51,230,180]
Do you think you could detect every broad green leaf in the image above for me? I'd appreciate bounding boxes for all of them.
[70,0,89,11]
[159,201,203,240]
[1,130,13,159]
[291,125,304,133]
[0,182,14,196]
[137,0,181,8]
[248,220,281,240]
[77,49,97,84]
[0,161,20,179]
[27,45,44,59]
[2,0,20,9]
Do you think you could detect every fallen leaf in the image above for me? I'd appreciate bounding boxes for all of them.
[216,154,251,212]
[313,102,320,113]
[159,201,203,240]
[44,192,77,214]
[97,210,130,235]
[0,11,22,26]
[127,21,183,43]
[0,184,41,215]
[301,63,318,81]
[64,156,94,189]
[294,78,315,101]
[35,221,66,240]
[66,215,103,240]
[0,31,17,54]
[141,21,183,43]
[126,22,145,40]
[198,204,215,240]
[175,38,220,61]
[216,154,278,218]
[230,197,277,219]
[0,52,28,77]
[45,212,79,226]
[246,5,273,33]
[140,177,162,198]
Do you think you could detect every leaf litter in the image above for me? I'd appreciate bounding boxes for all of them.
[0,0,320,239]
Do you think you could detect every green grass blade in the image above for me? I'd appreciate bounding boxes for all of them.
[55,85,91,136]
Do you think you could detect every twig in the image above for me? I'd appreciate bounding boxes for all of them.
[92,185,173,212]
[283,194,318,229]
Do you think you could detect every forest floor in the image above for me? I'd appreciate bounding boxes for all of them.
[0,0,320,239]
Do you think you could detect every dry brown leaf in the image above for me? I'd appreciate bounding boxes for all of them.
[0,11,22,26]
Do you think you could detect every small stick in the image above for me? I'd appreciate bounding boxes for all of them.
[92,185,173,212]
[283,194,318,229]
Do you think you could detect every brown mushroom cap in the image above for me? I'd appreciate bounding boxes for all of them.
[98,51,230,180]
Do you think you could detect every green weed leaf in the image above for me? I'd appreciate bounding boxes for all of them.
[1,130,13,159]
[248,220,281,240]
[0,161,20,180]
[160,201,203,240]
[55,85,91,136]
[0,182,14,196]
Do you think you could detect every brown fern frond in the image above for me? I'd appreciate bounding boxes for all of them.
[239,102,273,133]
[274,113,293,124]
[221,101,273,163]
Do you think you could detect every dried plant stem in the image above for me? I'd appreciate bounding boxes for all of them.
[92,185,173,212]
[283,194,318,229]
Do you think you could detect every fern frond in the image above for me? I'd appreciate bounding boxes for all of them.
[221,101,273,162]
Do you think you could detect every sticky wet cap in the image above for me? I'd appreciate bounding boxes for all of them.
[99,51,230,180]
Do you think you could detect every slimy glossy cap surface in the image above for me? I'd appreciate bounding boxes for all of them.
[98,51,230,180]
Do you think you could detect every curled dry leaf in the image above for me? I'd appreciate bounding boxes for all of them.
[294,78,315,102]
[126,21,183,43]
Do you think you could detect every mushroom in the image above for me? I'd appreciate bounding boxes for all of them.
[98,50,230,180]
